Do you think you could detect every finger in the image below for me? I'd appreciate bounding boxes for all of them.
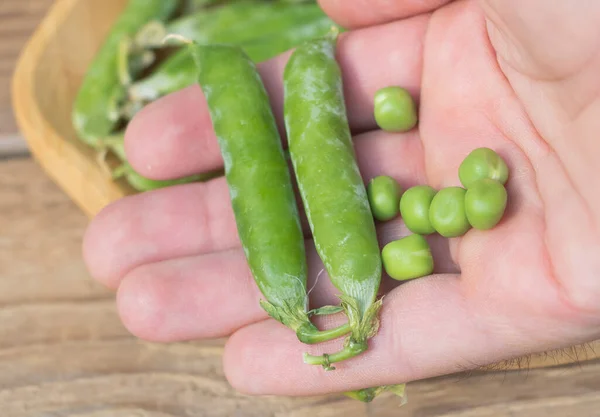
[125,16,428,180]
[82,178,239,290]
[83,128,429,290]
[115,232,456,343]
[318,0,452,29]
[222,276,590,397]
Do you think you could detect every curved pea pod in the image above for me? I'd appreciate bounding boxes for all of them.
[284,29,383,369]
[71,0,179,148]
[97,133,222,192]
[189,41,351,344]
[127,12,339,108]
[183,0,228,13]
[112,163,221,192]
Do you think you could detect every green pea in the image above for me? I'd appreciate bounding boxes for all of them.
[399,185,437,235]
[367,176,402,221]
[382,235,434,281]
[465,178,507,230]
[429,186,471,238]
[373,86,418,132]
[458,147,509,189]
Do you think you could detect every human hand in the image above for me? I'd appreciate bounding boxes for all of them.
[83,0,600,397]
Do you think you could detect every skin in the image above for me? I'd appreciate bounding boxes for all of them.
[283,30,383,368]
[71,0,178,147]
[83,0,600,399]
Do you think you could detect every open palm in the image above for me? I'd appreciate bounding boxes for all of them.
[83,0,600,396]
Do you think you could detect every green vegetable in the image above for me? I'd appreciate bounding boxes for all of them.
[238,14,339,62]
[429,186,471,238]
[189,40,351,345]
[373,86,418,132]
[284,29,383,369]
[399,185,437,235]
[458,147,509,189]
[344,384,407,403]
[367,175,402,221]
[464,178,508,230]
[183,0,228,13]
[113,163,220,191]
[71,0,179,147]
[382,235,434,281]
[168,1,327,46]
[127,5,338,106]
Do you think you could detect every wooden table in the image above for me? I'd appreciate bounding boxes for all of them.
[2,1,600,416]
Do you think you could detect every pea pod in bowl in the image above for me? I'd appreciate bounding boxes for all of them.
[126,4,339,108]
[71,0,179,148]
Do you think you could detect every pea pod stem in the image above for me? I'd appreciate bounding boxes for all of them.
[303,339,368,371]
[297,322,351,344]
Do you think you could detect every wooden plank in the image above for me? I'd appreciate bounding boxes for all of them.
[0,0,53,135]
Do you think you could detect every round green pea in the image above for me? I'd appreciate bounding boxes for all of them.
[382,234,434,281]
[458,147,509,189]
[428,186,471,238]
[373,86,418,132]
[465,178,507,230]
[367,175,402,221]
[399,185,437,235]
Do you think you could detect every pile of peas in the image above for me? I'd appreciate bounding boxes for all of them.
[369,87,509,281]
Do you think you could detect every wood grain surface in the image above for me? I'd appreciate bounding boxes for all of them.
[0,0,53,138]
[3,1,600,416]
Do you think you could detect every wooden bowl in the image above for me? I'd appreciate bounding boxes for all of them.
[11,0,600,371]
[12,0,134,219]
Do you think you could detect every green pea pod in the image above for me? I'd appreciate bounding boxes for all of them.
[135,1,324,50]
[189,40,351,344]
[113,163,221,192]
[71,0,179,148]
[98,134,221,192]
[127,12,338,107]
[284,29,383,369]
[240,14,338,62]
[183,0,229,13]
[170,1,325,43]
